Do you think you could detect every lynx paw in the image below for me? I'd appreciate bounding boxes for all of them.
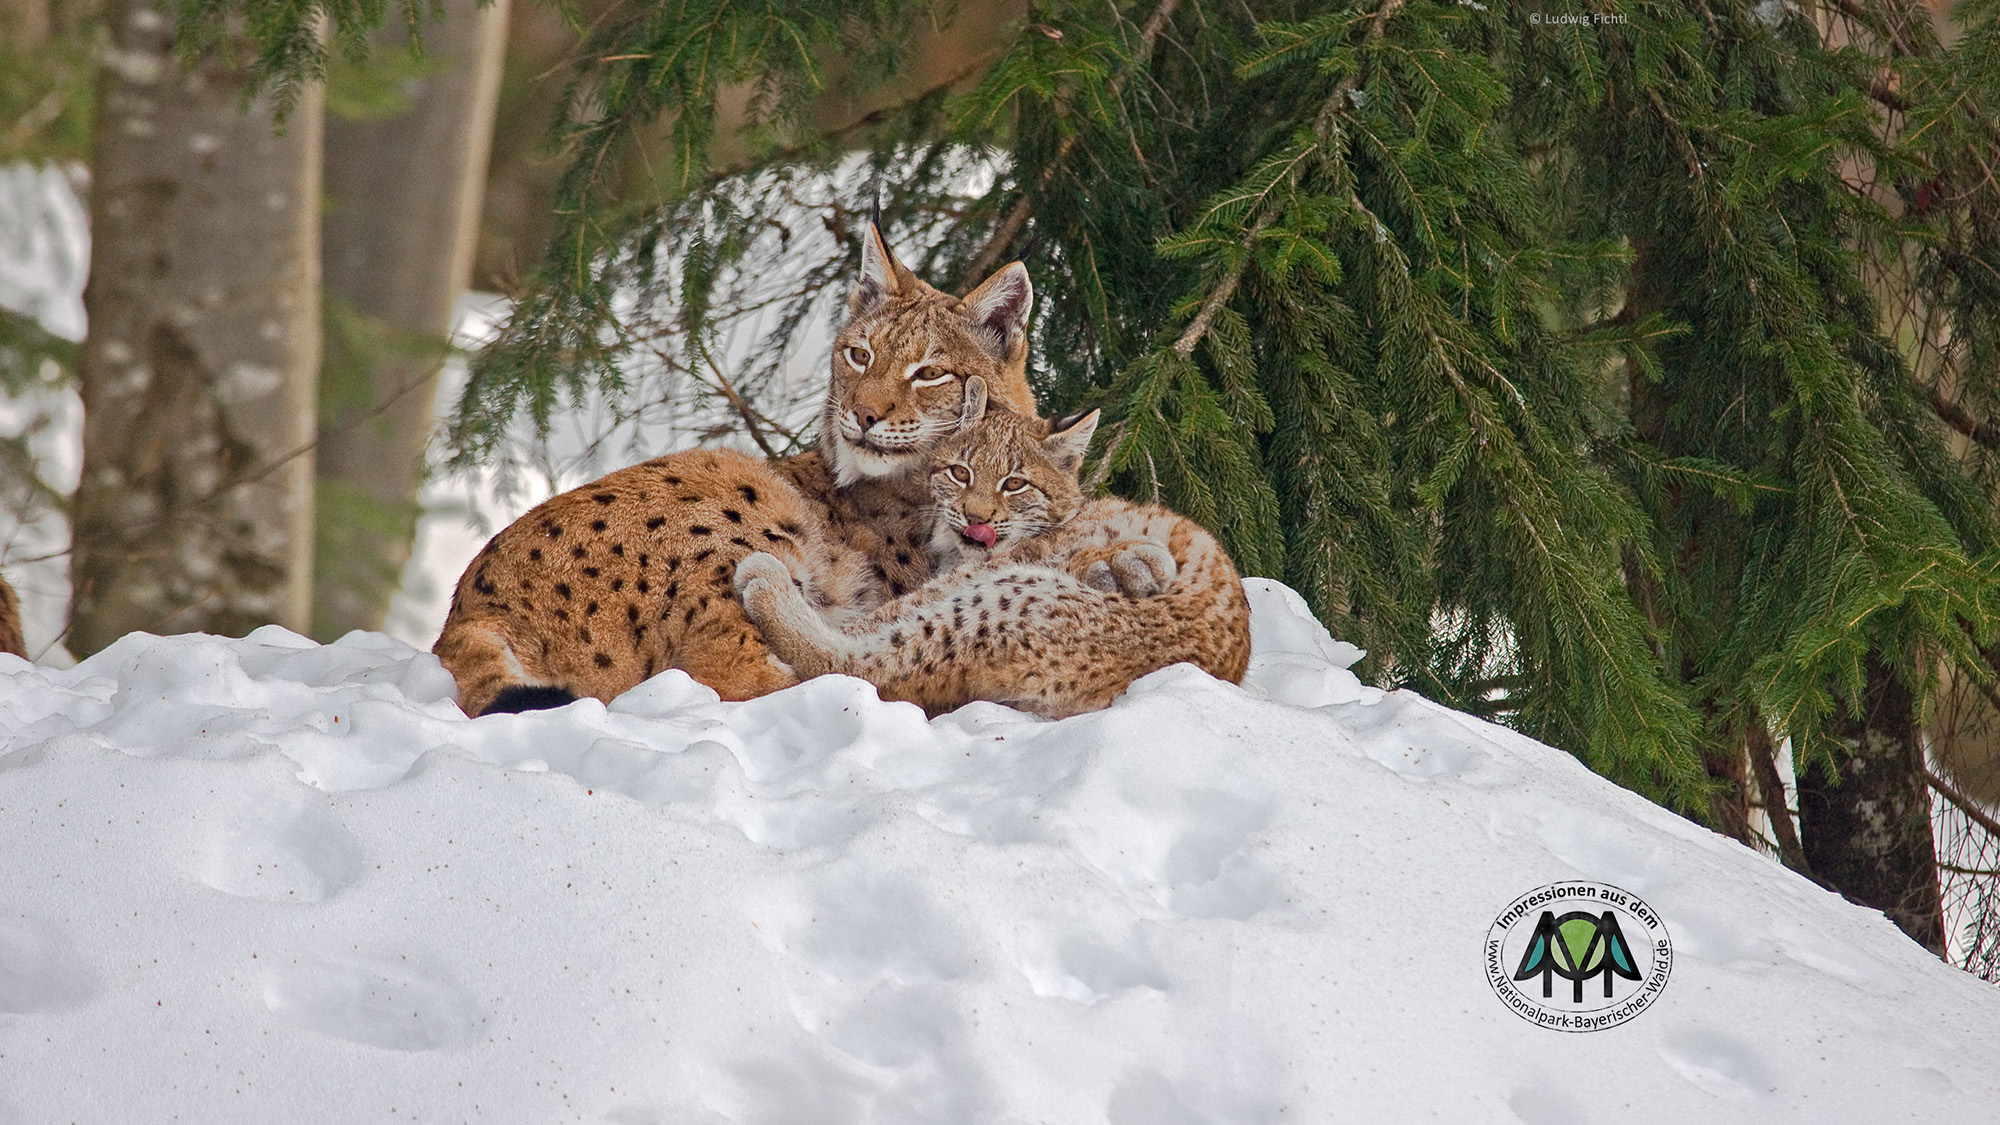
[734,551,841,675]
[1082,560,1120,594]
[1101,543,1178,598]
[733,552,796,625]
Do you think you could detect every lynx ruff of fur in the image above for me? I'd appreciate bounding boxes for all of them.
[734,378,1253,719]
[436,224,1115,716]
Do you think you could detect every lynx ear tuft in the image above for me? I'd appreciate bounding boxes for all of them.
[1043,408,1099,474]
[958,377,990,427]
[849,222,903,317]
[959,261,1033,360]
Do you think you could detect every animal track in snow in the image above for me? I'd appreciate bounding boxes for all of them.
[1363,735,1486,780]
[1337,700,1494,782]
[1902,1066,1958,1096]
[1023,931,1170,1004]
[714,780,871,850]
[722,988,993,1124]
[1535,807,1676,892]
[200,786,364,903]
[1657,1026,1774,1100]
[1060,739,1283,921]
[1765,915,1884,984]
[774,868,972,983]
[1506,1084,1590,1125]
[820,982,954,1067]
[725,675,932,794]
[1158,788,1281,919]
[263,951,481,1051]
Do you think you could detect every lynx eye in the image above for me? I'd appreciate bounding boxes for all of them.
[844,345,871,370]
[944,464,972,485]
[909,365,956,388]
[1001,475,1031,494]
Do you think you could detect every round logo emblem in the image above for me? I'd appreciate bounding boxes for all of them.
[1485,880,1672,1031]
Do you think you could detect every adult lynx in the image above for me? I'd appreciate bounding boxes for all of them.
[0,573,23,658]
[734,379,1252,718]
[433,224,1046,715]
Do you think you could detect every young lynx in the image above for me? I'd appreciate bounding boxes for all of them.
[433,223,1046,715]
[733,379,1252,718]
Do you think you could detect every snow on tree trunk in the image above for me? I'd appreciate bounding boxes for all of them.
[1799,655,1947,955]
[312,0,509,640]
[69,0,321,655]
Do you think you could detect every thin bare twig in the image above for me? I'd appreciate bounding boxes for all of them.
[1930,389,2000,450]
[695,339,778,458]
[1928,765,2000,842]
[1939,861,2000,877]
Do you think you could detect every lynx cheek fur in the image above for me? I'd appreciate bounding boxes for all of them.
[432,224,1041,716]
[735,382,1252,719]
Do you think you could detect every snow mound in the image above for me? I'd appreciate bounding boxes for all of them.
[1,580,1996,1122]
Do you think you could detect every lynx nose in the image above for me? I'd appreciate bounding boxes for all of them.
[853,403,890,431]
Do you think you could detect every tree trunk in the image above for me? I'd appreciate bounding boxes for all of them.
[1798,654,1947,954]
[69,0,322,654]
[312,0,509,639]
[1700,736,1755,849]
[0,0,48,42]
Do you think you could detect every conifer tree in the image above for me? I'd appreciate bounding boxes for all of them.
[177,0,2000,953]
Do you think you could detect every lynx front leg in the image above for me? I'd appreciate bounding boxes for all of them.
[734,552,850,678]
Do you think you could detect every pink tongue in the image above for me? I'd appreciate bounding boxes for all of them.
[962,522,998,548]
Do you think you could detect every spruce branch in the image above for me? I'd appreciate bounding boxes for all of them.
[1822,0,1918,58]
[1645,87,1708,188]
[956,0,1183,290]
[1171,207,1282,358]
[1169,0,1406,361]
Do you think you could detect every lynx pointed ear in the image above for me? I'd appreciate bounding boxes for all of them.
[1043,408,1099,474]
[959,261,1033,360]
[849,222,904,317]
[958,376,990,427]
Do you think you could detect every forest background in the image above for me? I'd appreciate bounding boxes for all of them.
[4,0,2000,965]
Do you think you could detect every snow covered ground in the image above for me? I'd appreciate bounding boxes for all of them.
[3,579,1997,1122]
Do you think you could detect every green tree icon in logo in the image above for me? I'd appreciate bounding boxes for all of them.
[1513,910,1645,1003]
